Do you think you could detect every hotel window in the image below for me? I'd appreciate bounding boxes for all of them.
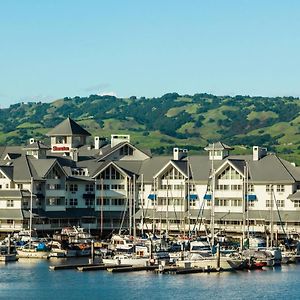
[231,185,242,191]
[189,184,196,192]
[266,185,272,192]
[216,184,230,191]
[248,201,255,207]
[85,199,94,206]
[190,199,197,207]
[150,198,158,206]
[161,184,172,190]
[294,200,300,208]
[69,184,78,192]
[266,200,274,208]
[96,198,110,206]
[277,185,285,192]
[215,199,229,206]
[111,198,124,206]
[17,184,23,189]
[248,184,254,192]
[85,184,94,192]
[69,198,78,206]
[231,199,242,207]
[47,197,63,206]
[47,184,62,190]
[7,219,13,225]
[276,200,285,208]
[6,200,14,207]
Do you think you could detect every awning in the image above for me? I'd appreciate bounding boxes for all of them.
[148,194,157,200]
[0,209,23,220]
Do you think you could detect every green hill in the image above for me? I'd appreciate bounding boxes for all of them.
[2,93,300,163]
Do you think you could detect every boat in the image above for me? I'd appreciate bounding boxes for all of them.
[48,241,77,258]
[102,254,149,266]
[17,242,50,259]
[0,237,18,262]
[109,234,135,253]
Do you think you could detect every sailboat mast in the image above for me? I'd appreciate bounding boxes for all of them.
[29,176,33,248]
[141,174,144,236]
[210,144,215,247]
[100,178,104,237]
[246,163,250,241]
[129,177,132,236]
[133,174,136,240]
[270,184,274,247]
[187,158,190,237]
[242,166,246,249]
[166,178,169,238]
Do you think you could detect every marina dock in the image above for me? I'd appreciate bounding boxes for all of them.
[107,265,158,273]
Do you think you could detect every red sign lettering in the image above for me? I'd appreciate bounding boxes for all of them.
[53,146,70,151]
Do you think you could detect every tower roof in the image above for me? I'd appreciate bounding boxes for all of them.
[46,118,91,137]
[204,141,234,151]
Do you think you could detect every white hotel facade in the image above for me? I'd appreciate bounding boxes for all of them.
[0,118,299,238]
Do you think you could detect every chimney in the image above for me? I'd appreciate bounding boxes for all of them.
[29,138,35,144]
[70,148,78,162]
[111,134,130,148]
[253,146,267,161]
[173,148,188,160]
[94,136,107,150]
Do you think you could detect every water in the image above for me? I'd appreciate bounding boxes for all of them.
[0,258,299,300]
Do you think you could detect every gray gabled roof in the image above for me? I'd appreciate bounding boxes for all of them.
[204,141,234,151]
[97,141,151,161]
[46,117,91,137]
[0,165,13,180]
[23,141,50,150]
[29,158,60,179]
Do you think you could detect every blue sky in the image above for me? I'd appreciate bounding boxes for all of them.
[1,0,300,107]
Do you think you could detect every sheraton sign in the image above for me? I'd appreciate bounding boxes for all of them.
[52,146,70,151]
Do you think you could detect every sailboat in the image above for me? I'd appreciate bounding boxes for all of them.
[17,177,50,259]
[0,234,18,262]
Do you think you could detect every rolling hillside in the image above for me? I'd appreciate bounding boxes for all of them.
[1,93,300,163]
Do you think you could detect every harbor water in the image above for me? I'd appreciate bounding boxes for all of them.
[1,258,299,300]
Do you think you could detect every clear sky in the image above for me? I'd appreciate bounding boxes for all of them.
[1,0,300,107]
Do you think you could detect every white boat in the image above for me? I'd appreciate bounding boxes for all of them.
[109,234,134,252]
[17,242,50,259]
[102,254,149,265]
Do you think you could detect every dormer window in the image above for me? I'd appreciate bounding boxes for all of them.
[120,145,133,156]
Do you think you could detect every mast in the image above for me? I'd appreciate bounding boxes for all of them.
[129,177,132,236]
[242,166,246,249]
[133,174,136,240]
[152,178,156,235]
[210,144,215,247]
[270,184,274,248]
[166,178,169,238]
[246,163,250,241]
[187,158,191,237]
[29,176,33,248]
[141,174,144,236]
[100,178,104,238]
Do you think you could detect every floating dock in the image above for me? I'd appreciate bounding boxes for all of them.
[49,263,103,270]
[107,265,158,273]
[78,264,133,272]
